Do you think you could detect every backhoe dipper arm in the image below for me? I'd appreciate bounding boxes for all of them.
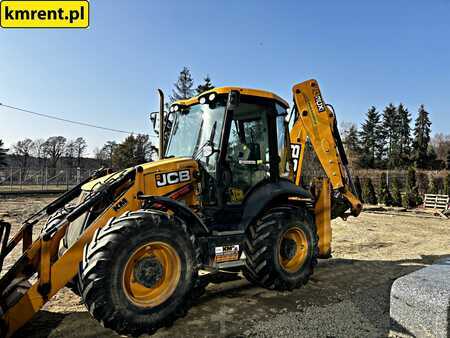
[290,79,362,217]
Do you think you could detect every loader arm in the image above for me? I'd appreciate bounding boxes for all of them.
[0,167,143,337]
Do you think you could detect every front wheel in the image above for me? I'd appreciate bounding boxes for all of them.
[79,210,200,336]
[243,206,318,291]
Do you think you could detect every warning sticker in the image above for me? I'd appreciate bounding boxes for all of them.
[215,245,239,263]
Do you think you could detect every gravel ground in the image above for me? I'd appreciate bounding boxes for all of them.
[1,195,449,338]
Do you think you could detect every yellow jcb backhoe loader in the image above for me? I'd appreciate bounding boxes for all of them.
[0,79,361,337]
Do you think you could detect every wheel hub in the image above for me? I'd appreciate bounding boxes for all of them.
[280,238,297,260]
[133,256,164,288]
[278,227,309,273]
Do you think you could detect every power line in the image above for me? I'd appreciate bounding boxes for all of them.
[0,102,158,138]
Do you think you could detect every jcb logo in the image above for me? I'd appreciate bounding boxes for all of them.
[314,90,325,112]
[155,169,190,187]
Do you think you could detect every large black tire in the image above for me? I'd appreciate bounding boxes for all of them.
[243,206,318,291]
[79,210,201,336]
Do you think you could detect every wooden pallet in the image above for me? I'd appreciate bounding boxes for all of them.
[424,194,449,218]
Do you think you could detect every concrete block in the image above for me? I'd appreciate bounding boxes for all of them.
[390,257,450,337]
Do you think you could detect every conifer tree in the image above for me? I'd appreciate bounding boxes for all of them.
[363,178,378,205]
[428,176,438,194]
[403,166,418,208]
[359,107,383,168]
[397,104,412,166]
[0,139,8,167]
[382,103,400,168]
[342,123,360,167]
[196,75,214,95]
[412,105,432,168]
[170,67,195,102]
[379,172,393,206]
[391,177,402,207]
[444,173,450,196]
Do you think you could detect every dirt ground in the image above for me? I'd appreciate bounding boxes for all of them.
[1,195,449,338]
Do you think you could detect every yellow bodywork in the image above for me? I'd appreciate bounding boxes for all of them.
[0,80,361,337]
[1,158,200,337]
[173,86,289,108]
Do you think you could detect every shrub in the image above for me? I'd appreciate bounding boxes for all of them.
[428,176,438,194]
[378,173,393,206]
[445,173,450,196]
[403,166,418,208]
[391,177,402,207]
[363,178,378,205]
[416,172,429,195]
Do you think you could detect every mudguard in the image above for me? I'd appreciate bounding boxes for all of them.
[241,178,312,230]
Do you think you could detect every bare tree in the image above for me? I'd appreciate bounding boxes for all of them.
[73,137,87,167]
[432,133,450,163]
[65,140,76,168]
[12,138,34,177]
[31,138,46,168]
[94,141,117,168]
[0,139,9,167]
[43,136,67,169]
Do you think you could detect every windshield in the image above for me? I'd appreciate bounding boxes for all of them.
[166,101,226,172]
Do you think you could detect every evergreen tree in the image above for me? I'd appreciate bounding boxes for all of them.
[382,103,400,168]
[342,123,360,167]
[112,134,157,169]
[391,177,402,207]
[359,106,383,168]
[416,172,429,195]
[428,176,438,194]
[0,139,8,167]
[363,178,378,205]
[397,104,412,166]
[354,176,363,202]
[379,172,394,206]
[403,166,418,208]
[196,75,214,95]
[444,173,450,196]
[412,105,432,168]
[170,67,195,102]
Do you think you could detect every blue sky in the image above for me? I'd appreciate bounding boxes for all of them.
[1,0,449,155]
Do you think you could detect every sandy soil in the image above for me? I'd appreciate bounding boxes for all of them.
[0,195,449,337]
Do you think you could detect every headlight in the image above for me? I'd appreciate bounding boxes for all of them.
[208,93,216,101]
[199,97,206,104]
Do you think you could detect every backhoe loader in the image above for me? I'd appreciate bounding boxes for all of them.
[0,79,361,337]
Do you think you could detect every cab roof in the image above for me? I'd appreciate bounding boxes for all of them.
[172,86,289,109]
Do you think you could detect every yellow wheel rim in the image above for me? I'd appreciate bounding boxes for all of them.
[278,227,309,273]
[123,241,181,308]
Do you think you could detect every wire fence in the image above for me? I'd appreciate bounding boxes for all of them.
[0,167,94,192]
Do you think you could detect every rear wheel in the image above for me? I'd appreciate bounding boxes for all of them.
[80,210,201,336]
[243,206,318,290]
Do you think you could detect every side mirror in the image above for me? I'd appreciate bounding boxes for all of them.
[202,145,214,158]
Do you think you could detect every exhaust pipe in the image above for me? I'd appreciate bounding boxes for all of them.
[158,89,165,159]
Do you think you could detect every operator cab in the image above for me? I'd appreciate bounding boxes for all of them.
[166,87,291,215]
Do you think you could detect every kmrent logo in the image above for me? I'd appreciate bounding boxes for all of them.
[0,0,89,28]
